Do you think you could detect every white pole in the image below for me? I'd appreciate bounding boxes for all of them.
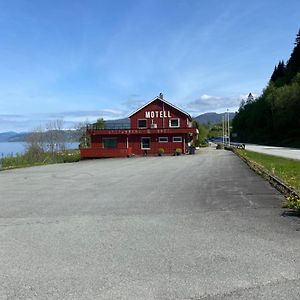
[227,109,230,146]
[222,116,225,145]
[162,102,165,129]
[224,114,227,145]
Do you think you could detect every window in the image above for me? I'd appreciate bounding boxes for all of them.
[159,137,168,143]
[103,138,117,149]
[169,118,180,128]
[141,137,150,149]
[138,119,147,128]
[173,136,182,142]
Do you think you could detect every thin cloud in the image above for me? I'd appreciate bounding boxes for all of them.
[0,114,25,119]
[46,109,124,119]
[122,99,146,110]
[0,107,130,132]
[186,94,240,114]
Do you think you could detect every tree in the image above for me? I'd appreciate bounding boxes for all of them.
[232,30,300,146]
[24,126,45,162]
[270,61,286,86]
[295,29,300,46]
[76,119,91,148]
[192,120,208,146]
[239,99,246,111]
[270,65,278,82]
[45,119,65,154]
[246,93,255,104]
[285,29,300,83]
[95,118,105,129]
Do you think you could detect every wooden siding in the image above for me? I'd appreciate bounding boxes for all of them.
[130,99,191,129]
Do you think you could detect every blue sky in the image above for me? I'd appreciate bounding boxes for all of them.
[0,0,299,132]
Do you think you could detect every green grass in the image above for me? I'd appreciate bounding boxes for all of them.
[0,149,81,171]
[236,149,300,194]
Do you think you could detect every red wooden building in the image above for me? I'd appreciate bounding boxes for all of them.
[80,94,198,158]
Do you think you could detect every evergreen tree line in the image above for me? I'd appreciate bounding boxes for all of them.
[232,30,300,147]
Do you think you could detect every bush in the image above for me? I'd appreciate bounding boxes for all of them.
[158,148,165,156]
[57,150,81,163]
[24,145,45,163]
[0,149,81,170]
[175,148,182,156]
[285,194,300,213]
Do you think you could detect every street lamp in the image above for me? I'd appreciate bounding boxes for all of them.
[227,109,230,147]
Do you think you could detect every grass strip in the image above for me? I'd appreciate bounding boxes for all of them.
[0,149,81,171]
[235,149,300,213]
[236,149,300,194]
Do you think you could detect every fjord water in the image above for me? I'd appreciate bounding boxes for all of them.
[0,142,79,157]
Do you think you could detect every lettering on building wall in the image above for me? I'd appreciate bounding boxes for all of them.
[145,111,171,118]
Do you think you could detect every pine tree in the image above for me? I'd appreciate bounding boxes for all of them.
[246,93,254,104]
[277,61,286,77]
[270,65,278,82]
[232,29,300,146]
[295,29,300,46]
[270,60,286,86]
[285,29,300,83]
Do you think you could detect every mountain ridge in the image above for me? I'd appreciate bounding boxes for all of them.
[0,112,236,142]
[193,112,236,124]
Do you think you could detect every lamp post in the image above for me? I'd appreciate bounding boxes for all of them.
[227,109,230,147]
[222,116,225,145]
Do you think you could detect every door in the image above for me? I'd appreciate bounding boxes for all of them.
[141,137,150,150]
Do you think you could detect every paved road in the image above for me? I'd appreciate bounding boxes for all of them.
[0,148,300,299]
[245,144,300,161]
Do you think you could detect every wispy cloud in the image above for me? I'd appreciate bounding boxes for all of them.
[186,94,240,115]
[121,97,147,111]
[1,0,298,132]
[0,108,128,132]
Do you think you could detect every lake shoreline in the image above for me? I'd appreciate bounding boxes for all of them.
[0,142,79,157]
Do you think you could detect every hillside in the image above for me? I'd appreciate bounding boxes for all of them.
[194,112,235,125]
[0,132,21,142]
[0,130,81,143]
[0,112,236,143]
[232,29,300,148]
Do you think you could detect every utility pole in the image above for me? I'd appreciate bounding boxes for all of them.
[227,109,230,146]
[222,116,225,145]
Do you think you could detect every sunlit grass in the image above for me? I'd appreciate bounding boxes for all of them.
[0,149,81,171]
[236,149,300,194]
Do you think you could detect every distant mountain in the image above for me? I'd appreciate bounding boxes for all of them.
[0,119,130,142]
[105,114,236,127]
[194,112,236,125]
[0,132,28,142]
[0,131,80,142]
[6,132,31,142]
[0,114,235,142]
[105,118,130,129]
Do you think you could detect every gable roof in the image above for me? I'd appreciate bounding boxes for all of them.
[128,96,192,119]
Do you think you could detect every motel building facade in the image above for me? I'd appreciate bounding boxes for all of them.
[80,94,198,158]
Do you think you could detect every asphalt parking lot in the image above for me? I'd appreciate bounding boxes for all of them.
[0,148,300,299]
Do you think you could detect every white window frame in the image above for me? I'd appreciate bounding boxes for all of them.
[138,119,147,129]
[173,136,182,142]
[141,137,151,150]
[158,137,168,143]
[169,118,180,128]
